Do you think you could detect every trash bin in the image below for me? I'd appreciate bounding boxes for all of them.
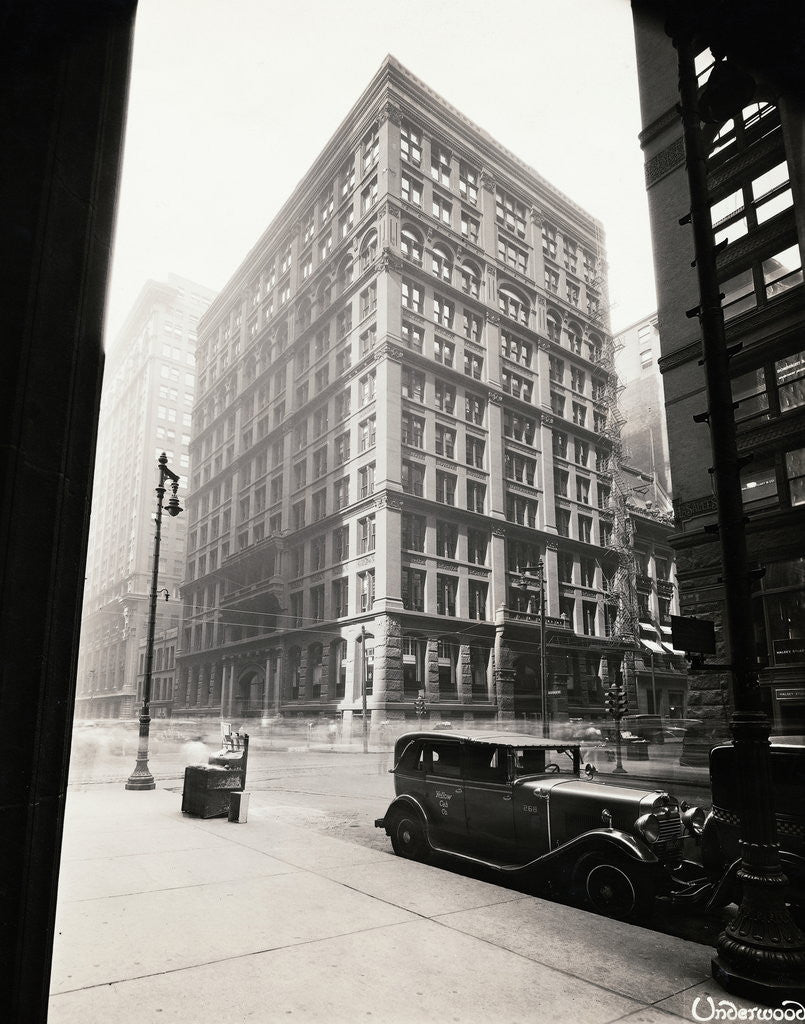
[228,791,250,823]
[181,765,243,818]
[626,740,650,761]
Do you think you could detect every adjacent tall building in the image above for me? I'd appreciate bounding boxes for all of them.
[75,275,215,719]
[175,57,645,731]
[632,2,805,734]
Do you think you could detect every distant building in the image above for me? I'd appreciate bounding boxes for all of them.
[135,627,179,719]
[176,56,638,732]
[632,2,805,734]
[75,275,215,719]
[614,314,672,497]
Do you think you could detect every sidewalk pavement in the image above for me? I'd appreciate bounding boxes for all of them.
[49,784,758,1024]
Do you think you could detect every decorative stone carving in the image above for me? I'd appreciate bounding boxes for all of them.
[487,390,503,404]
[542,413,554,427]
[644,136,685,188]
[491,524,507,537]
[485,311,500,325]
[379,247,403,273]
[529,206,544,227]
[378,100,402,125]
[377,341,405,363]
[545,539,559,551]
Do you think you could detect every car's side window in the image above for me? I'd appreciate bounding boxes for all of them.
[463,743,508,784]
[514,747,546,775]
[431,743,461,779]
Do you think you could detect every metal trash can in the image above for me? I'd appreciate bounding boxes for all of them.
[228,791,250,823]
[181,765,242,818]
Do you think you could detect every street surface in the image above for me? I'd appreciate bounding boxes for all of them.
[66,720,727,946]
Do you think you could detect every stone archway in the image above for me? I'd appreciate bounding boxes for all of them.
[235,667,264,718]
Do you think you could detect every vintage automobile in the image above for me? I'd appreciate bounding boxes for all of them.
[701,740,805,924]
[375,730,705,921]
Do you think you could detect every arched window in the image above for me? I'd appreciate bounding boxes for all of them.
[317,277,332,311]
[431,242,453,282]
[587,331,602,362]
[360,229,378,270]
[275,322,288,353]
[296,298,311,331]
[244,356,256,383]
[336,254,353,294]
[401,225,423,265]
[498,284,530,326]
[546,309,562,344]
[460,260,481,298]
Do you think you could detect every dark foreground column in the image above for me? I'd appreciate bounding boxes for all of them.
[0,3,137,1019]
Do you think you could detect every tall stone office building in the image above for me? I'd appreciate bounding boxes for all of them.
[176,57,631,731]
[76,275,215,719]
[632,3,805,735]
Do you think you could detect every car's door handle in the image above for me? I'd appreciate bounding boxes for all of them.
[455,788,462,795]
[502,795,512,801]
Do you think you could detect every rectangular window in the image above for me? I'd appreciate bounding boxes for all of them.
[434,380,455,414]
[359,462,375,498]
[359,371,376,405]
[435,425,456,459]
[434,337,455,367]
[402,460,424,496]
[464,352,483,379]
[467,480,486,513]
[436,574,458,616]
[401,513,426,552]
[312,488,326,521]
[401,171,423,207]
[402,367,425,402]
[401,278,423,313]
[459,162,478,204]
[402,413,425,448]
[463,311,482,342]
[400,122,422,166]
[436,470,456,505]
[402,568,425,612]
[495,189,526,238]
[431,144,451,186]
[461,211,480,243]
[361,178,378,214]
[432,194,452,225]
[358,416,376,452]
[401,320,424,352]
[332,578,349,618]
[504,412,536,444]
[335,432,350,465]
[506,495,537,527]
[467,529,488,565]
[358,569,375,612]
[465,394,485,425]
[468,581,488,621]
[433,295,454,329]
[333,524,349,561]
[466,435,485,468]
[333,478,349,511]
[436,521,458,559]
[358,514,376,553]
[578,514,592,543]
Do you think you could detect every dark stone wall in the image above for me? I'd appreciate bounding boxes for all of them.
[0,3,136,1019]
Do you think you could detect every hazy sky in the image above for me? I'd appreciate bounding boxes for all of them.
[105,0,656,341]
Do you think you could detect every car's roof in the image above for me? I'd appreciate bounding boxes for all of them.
[398,730,580,749]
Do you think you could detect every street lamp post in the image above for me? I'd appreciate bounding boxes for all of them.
[519,563,549,738]
[671,23,805,1000]
[125,453,183,791]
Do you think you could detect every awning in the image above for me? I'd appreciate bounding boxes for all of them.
[641,639,665,655]
[639,621,655,632]
[659,625,673,636]
[662,641,686,656]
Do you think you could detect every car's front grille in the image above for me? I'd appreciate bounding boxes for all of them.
[657,815,683,843]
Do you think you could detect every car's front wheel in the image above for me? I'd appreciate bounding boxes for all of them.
[388,808,430,861]
[576,854,654,922]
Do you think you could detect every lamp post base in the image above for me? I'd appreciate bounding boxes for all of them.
[125,711,155,790]
[712,956,805,1008]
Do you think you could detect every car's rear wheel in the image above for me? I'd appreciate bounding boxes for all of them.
[388,808,430,861]
[576,854,654,922]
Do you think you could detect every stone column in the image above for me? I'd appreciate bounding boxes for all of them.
[494,609,516,721]
[373,613,403,705]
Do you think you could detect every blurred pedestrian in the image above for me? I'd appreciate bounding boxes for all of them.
[181,735,208,765]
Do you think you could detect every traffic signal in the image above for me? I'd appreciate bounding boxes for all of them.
[414,696,425,716]
[617,685,628,716]
[604,686,617,716]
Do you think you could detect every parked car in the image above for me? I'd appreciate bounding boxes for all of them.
[701,740,805,924]
[375,730,705,921]
[620,715,665,744]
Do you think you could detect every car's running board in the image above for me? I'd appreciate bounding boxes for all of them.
[428,840,527,874]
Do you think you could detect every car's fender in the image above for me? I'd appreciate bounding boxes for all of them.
[538,828,660,874]
[375,794,432,836]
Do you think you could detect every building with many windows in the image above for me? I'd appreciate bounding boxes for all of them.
[75,275,215,718]
[175,57,636,732]
[632,3,805,734]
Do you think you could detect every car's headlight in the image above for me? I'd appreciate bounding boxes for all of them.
[635,813,661,844]
[682,805,706,836]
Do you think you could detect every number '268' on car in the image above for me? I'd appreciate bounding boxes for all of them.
[375,731,706,921]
